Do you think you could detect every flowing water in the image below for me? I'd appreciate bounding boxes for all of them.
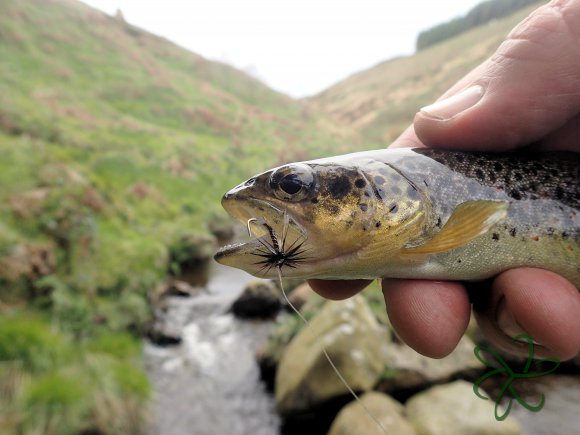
[145,261,280,435]
[143,260,580,435]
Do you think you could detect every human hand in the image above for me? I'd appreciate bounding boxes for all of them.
[309,0,580,360]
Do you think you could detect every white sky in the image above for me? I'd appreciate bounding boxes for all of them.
[81,0,486,97]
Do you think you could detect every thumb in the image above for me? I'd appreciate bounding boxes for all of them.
[414,0,580,151]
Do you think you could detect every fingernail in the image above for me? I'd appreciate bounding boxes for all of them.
[420,85,484,120]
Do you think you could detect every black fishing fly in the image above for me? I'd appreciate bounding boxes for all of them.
[248,217,309,275]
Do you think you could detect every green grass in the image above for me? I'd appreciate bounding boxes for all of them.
[0,0,359,432]
[0,311,150,435]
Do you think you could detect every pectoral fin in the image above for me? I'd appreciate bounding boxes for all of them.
[403,200,509,255]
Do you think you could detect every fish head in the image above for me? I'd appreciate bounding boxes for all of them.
[214,158,427,279]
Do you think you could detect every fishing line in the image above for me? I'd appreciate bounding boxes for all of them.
[275,267,389,434]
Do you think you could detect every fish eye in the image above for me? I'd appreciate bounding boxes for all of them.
[270,164,314,201]
[279,174,302,195]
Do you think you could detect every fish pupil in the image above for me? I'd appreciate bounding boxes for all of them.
[279,174,302,195]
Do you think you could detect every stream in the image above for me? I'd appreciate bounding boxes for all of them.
[144,261,280,435]
[143,261,580,435]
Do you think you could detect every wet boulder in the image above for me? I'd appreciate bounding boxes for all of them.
[377,334,483,393]
[231,280,283,320]
[328,392,415,435]
[163,280,206,298]
[275,294,388,414]
[406,380,522,435]
[285,282,317,312]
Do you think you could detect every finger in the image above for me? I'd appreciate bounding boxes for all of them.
[413,0,580,152]
[535,111,580,151]
[478,268,580,360]
[388,125,424,149]
[382,279,470,358]
[307,279,371,300]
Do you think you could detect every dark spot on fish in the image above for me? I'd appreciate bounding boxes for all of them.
[493,162,503,172]
[488,172,497,183]
[455,154,465,163]
[375,222,381,228]
[328,204,339,214]
[328,176,351,199]
[436,217,442,228]
[475,168,485,179]
[374,176,385,185]
[390,186,401,195]
[562,231,569,239]
[492,233,499,241]
[509,189,522,200]
[355,178,366,188]
[407,186,419,198]
[546,227,555,236]
[434,157,444,164]
[457,259,462,263]
[258,206,265,211]
[514,172,523,181]
[311,197,318,204]
[423,179,428,187]
[364,192,370,197]
[509,228,517,237]
[359,203,368,212]
[555,186,565,200]
[389,204,398,213]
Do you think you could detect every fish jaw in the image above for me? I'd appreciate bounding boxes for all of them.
[214,191,311,278]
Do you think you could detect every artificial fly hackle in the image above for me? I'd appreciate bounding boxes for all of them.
[247,215,309,276]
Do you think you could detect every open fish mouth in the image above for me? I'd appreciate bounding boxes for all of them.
[214,197,309,276]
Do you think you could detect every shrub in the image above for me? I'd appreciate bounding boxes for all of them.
[0,314,70,373]
[20,371,90,435]
[168,232,215,285]
[85,331,141,360]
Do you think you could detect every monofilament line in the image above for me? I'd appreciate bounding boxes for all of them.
[276,267,389,434]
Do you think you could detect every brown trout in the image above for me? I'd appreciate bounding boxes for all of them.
[215,148,579,289]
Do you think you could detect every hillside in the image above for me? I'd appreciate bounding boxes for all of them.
[0,1,358,432]
[0,0,359,291]
[308,3,539,148]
